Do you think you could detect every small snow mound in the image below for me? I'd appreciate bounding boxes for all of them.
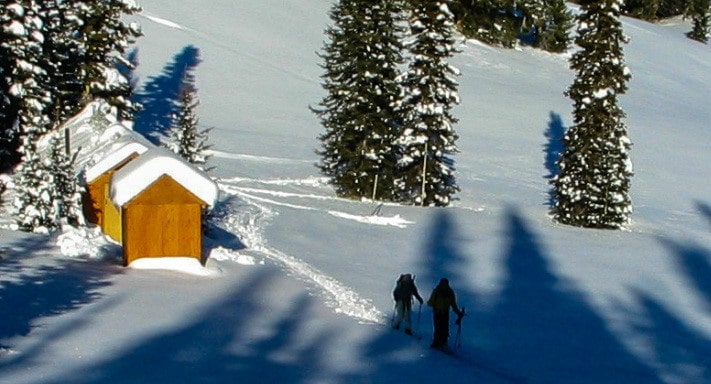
[0,347,18,357]
[57,226,120,259]
[210,247,261,265]
[129,257,222,277]
[328,211,414,228]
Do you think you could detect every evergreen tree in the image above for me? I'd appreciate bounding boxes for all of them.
[12,140,56,233]
[13,133,83,233]
[622,0,661,20]
[658,0,689,18]
[45,132,84,227]
[79,0,142,120]
[37,0,86,123]
[0,2,27,170]
[450,0,520,48]
[533,0,574,53]
[163,72,212,171]
[5,0,56,232]
[313,0,406,201]
[686,0,710,43]
[552,0,633,229]
[396,0,460,206]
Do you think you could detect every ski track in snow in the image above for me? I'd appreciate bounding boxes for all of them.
[219,182,414,228]
[209,149,313,164]
[217,180,385,324]
[138,12,316,85]
[140,14,184,30]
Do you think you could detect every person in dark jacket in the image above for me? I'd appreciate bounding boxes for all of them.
[392,273,423,335]
[427,278,463,349]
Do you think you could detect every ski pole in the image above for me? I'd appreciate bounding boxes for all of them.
[455,306,465,350]
[416,302,422,333]
[390,301,397,326]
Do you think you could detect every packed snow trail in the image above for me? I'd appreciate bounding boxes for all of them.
[216,180,385,324]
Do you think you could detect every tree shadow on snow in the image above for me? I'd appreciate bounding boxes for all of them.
[36,268,341,384]
[696,201,711,228]
[626,289,711,384]
[340,209,497,383]
[616,231,711,383]
[0,256,114,356]
[543,112,566,207]
[117,48,140,97]
[479,207,663,383]
[132,45,201,144]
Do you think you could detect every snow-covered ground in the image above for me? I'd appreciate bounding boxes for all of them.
[1,1,710,383]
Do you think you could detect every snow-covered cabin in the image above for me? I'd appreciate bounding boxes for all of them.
[42,100,219,266]
[38,101,153,230]
[109,147,218,266]
[84,139,150,237]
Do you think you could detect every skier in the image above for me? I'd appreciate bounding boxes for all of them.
[392,273,423,336]
[427,278,464,350]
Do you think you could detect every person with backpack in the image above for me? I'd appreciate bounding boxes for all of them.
[427,278,464,349]
[392,273,423,336]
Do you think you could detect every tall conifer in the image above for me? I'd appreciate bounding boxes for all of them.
[163,72,212,171]
[552,0,633,229]
[313,0,405,201]
[80,0,142,120]
[396,0,460,206]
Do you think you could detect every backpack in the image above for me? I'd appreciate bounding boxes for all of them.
[393,274,412,301]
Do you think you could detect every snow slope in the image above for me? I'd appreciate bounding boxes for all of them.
[1,1,710,383]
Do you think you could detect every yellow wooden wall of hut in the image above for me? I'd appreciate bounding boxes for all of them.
[102,183,123,243]
[121,174,206,266]
[82,153,139,227]
[83,173,109,225]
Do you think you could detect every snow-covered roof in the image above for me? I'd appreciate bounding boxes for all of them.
[110,147,219,208]
[38,100,151,174]
[84,140,151,183]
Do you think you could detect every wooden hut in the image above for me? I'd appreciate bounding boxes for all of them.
[109,148,219,266]
[83,141,150,233]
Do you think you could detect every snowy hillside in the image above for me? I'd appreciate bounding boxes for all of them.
[1,1,710,383]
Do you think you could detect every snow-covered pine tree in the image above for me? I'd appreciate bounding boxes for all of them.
[685,0,710,43]
[450,0,519,48]
[622,0,661,20]
[2,1,57,233]
[163,72,212,171]
[46,132,84,227]
[37,0,86,123]
[78,0,142,120]
[552,0,633,229]
[396,0,460,206]
[533,0,574,53]
[0,2,29,171]
[12,141,57,233]
[658,0,689,18]
[313,0,406,201]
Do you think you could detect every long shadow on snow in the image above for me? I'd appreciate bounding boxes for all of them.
[696,200,711,228]
[414,209,477,349]
[542,112,566,207]
[480,207,663,384]
[342,209,504,383]
[116,48,140,95]
[37,268,340,384]
[626,288,711,384]
[132,45,201,144]
[620,227,711,383]
[0,255,114,356]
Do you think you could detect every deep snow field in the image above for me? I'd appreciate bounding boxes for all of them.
[1,1,710,383]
